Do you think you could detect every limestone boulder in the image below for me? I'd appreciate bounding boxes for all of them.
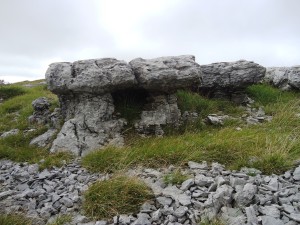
[129,55,202,92]
[46,58,136,95]
[265,66,300,90]
[200,60,266,89]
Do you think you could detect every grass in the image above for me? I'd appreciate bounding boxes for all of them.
[82,84,300,175]
[83,176,153,220]
[177,90,243,117]
[0,85,27,101]
[0,82,72,169]
[0,214,32,225]
[199,218,225,225]
[0,84,58,133]
[48,214,72,225]
[163,170,190,185]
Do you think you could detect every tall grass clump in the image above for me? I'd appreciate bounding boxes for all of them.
[0,85,27,101]
[0,214,32,225]
[83,176,153,219]
[176,90,242,117]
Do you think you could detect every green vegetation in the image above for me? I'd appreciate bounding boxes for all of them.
[199,218,225,225]
[0,83,71,169]
[0,85,27,101]
[177,90,243,117]
[83,84,300,175]
[163,170,190,185]
[48,214,72,225]
[83,176,153,219]
[0,214,32,225]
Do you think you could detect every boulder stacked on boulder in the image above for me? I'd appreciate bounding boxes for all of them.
[45,55,266,156]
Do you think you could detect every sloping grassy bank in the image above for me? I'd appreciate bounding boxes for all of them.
[0,83,72,169]
[82,84,300,174]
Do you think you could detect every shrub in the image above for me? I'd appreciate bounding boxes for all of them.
[83,176,153,219]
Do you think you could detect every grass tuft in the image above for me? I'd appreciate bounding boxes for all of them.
[163,170,190,185]
[83,176,153,220]
[47,214,72,225]
[0,214,32,225]
[177,90,242,117]
[0,85,27,101]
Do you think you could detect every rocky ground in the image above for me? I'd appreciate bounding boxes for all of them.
[1,159,300,225]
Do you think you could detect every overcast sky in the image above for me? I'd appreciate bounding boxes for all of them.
[0,0,299,83]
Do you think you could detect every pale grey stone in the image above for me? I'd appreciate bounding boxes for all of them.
[235,183,257,207]
[261,216,284,225]
[293,165,300,181]
[0,129,19,138]
[188,161,208,170]
[30,129,57,147]
[129,55,202,91]
[180,178,194,191]
[157,196,173,206]
[46,58,136,95]
[265,66,300,90]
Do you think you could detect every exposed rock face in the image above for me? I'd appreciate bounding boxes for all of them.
[265,66,300,90]
[135,94,181,136]
[200,60,266,103]
[50,94,126,156]
[46,56,266,156]
[129,55,202,92]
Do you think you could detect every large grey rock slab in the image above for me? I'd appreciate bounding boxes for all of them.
[129,55,202,92]
[50,94,125,156]
[46,58,136,95]
[30,129,57,148]
[200,60,266,89]
[265,66,300,90]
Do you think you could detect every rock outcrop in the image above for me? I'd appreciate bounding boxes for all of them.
[265,66,300,90]
[46,56,266,156]
[200,60,266,103]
